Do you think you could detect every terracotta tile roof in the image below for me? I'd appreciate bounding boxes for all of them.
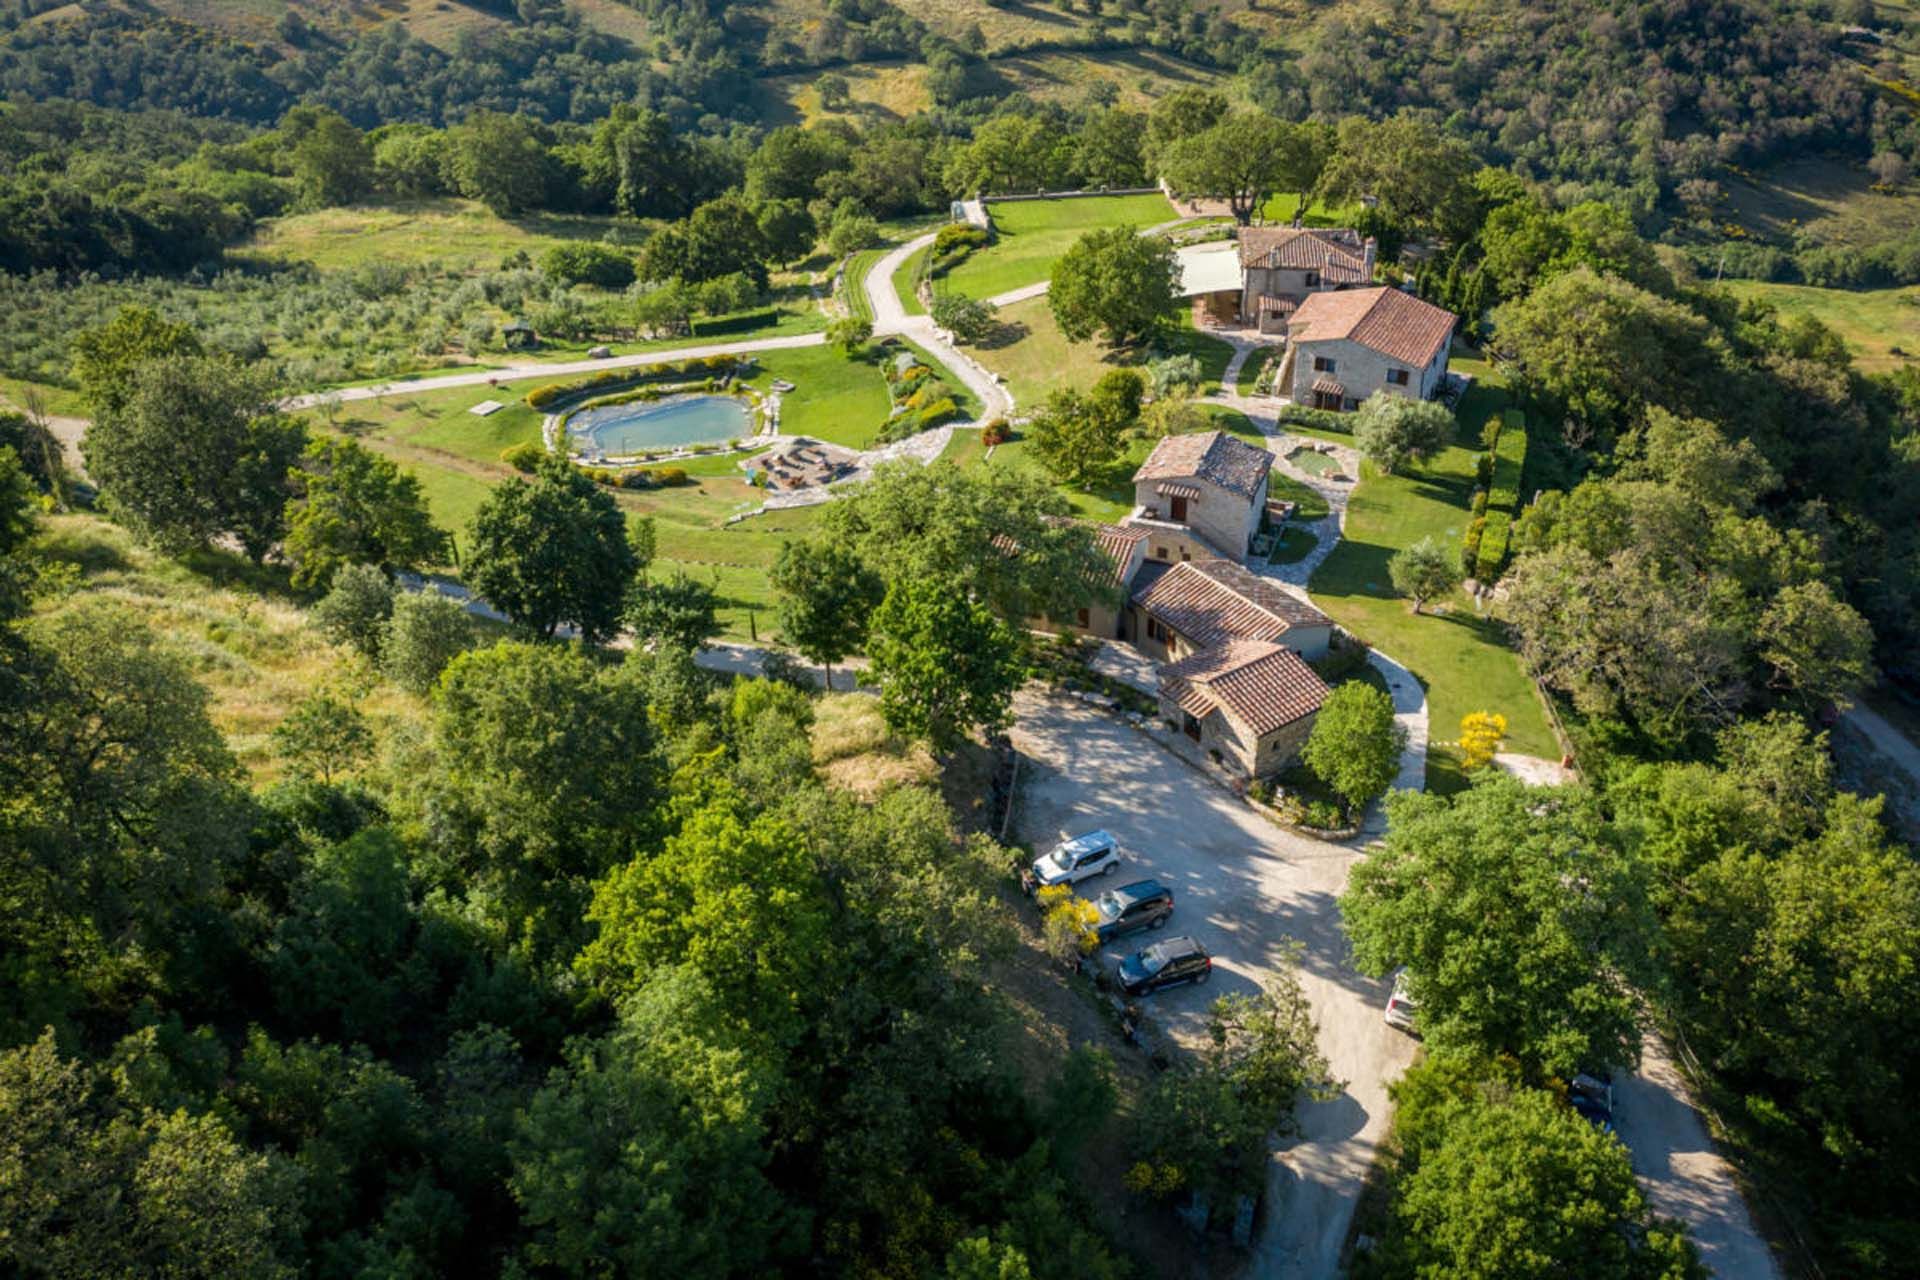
[1238,227,1372,283]
[1132,430,1274,501]
[1310,376,1345,396]
[1288,287,1456,367]
[1131,558,1331,648]
[1257,295,1298,316]
[1161,639,1329,736]
[1091,522,1147,590]
[1155,480,1204,500]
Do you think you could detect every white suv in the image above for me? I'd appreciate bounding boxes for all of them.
[1028,830,1121,888]
[1384,969,1419,1034]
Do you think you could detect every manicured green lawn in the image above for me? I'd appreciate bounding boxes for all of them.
[1268,525,1319,565]
[974,297,1235,408]
[940,193,1177,300]
[841,249,886,323]
[337,385,545,466]
[1258,193,1365,227]
[892,244,930,316]
[1306,362,1559,785]
[745,345,893,448]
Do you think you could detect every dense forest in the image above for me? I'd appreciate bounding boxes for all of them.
[1,0,1919,1276]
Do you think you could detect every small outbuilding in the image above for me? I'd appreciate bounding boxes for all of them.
[502,320,538,350]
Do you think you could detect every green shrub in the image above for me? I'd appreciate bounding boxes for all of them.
[651,467,691,487]
[1276,404,1349,434]
[500,441,544,472]
[1475,409,1528,580]
[524,356,743,410]
[981,418,1010,445]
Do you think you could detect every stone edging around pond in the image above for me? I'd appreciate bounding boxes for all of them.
[542,382,769,468]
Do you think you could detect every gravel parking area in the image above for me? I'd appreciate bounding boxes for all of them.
[1010,689,1417,1279]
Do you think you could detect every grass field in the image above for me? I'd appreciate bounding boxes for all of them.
[1306,360,1558,788]
[29,512,426,784]
[973,296,1234,407]
[244,198,639,272]
[747,345,894,448]
[1720,156,1920,249]
[941,193,1178,300]
[1722,280,1920,373]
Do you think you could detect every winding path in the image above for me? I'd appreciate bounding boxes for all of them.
[862,234,1014,423]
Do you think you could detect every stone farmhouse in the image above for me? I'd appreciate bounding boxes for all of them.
[1237,227,1377,334]
[1037,430,1335,779]
[1278,286,1456,411]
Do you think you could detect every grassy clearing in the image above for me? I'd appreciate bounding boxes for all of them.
[1722,280,1920,373]
[842,249,886,324]
[29,513,424,785]
[0,375,87,419]
[991,46,1234,109]
[1306,361,1558,783]
[973,296,1234,406]
[810,693,937,799]
[1720,156,1920,249]
[244,198,638,272]
[941,193,1177,300]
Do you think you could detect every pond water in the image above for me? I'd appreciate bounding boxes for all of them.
[567,394,753,456]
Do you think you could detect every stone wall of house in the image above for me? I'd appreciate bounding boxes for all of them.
[1029,599,1126,643]
[1279,623,1332,662]
[1288,336,1449,409]
[1252,713,1316,775]
[1131,479,1263,561]
[1129,519,1233,566]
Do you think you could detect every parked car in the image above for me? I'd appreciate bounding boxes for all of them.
[1027,830,1121,889]
[1383,969,1418,1034]
[1115,935,1212,997]
[1092,880,1174,941]
[1569,1070,1616,1133]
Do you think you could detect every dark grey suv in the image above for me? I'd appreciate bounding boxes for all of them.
[1092,880,1174,941]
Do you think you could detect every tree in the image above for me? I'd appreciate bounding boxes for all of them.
[509,971,787,1277]
[271,690,373,784]
[380,590,475,694]
[1036,885,1100,966]
[1147,353,1203,400]
[930,292,998,344]
[463,456,639,643]
[1353,394,1455,474]
[1300,681,1405,813]
[539,242,635,289]
[824,462,1110,624]
[1374,1069,1705,1280]
[826,209,881,259]
[868,576,1025,753]
[1144,86,1229,168]
[1088,367,1146,431]
[71,305,204,417]
[417,642,657,957]
[284,437,446,591]
[285,106,371,208]
[1339,779,1647,1077]
[1049,227,1180,348]
[625,571,722,651]
[1074,107,1148,188]
[1388,536,1461,612]
[1457,711,1508,771]
[825,316,872,356]
[1755,580,1876,708]
[756,198,816,266]
[633,280,695,337]
[312,562,395,660]
[445,110,549,216]
[1491,269,1714,446]
[82,355,306,562]
[1315,113,1483,243]
[1158,112,1294,225]
[769,539,885,688]
[0,1032,301,1280]
[1028,387,1124,488]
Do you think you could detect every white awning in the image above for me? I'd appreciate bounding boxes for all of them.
[1176,244,1244,298]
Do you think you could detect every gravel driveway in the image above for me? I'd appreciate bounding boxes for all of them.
[1010,689,1417,1279]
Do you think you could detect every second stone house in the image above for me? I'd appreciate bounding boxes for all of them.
[1280,286,1456,411]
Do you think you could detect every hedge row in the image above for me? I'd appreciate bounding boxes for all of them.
[1473,408,1529,581]
[524,354,745,410]
[1275,404,1350,434]
[931,224,988,276]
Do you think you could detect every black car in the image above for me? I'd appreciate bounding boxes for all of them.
[1115,935,1212,997]
[1569,1070,1615,1134]
[1093,880,1175,941]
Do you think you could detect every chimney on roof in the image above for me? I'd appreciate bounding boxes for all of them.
[1362,236,1378,280]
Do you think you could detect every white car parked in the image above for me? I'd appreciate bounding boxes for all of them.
[1384,969,1419,1034]
[1028,830,1122,888]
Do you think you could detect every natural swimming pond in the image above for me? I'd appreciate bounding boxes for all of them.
[567,394,753,456]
